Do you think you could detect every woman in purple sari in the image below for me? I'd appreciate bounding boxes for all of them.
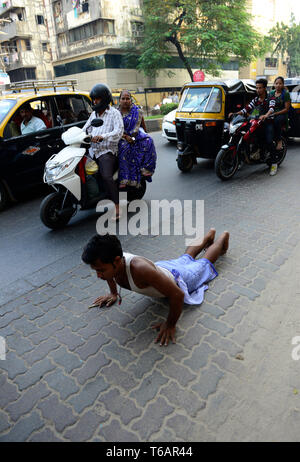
[118,90,157,188]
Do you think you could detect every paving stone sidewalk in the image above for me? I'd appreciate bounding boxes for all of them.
[1,152,300,441]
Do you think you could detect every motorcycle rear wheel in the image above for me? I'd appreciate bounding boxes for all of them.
[266,136,287,167]
[124,178,147,202]
[40,192,76,229]
[215,148,239,180]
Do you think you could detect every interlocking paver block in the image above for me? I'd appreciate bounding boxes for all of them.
[5,382,51,422]
[131,396,174,440]
[128,348,163,379]
[78,316,111,339]
[64,410,106,441]
[45,369,79,400]
[166,414,208,442]
[50,345,83,373]
[127,311,156,335]
[23,338,59,366]
[212,351,246,376]
[68,376,109,414]
[29,321,64,345]
[29,427,64,442]
[38,395,77,432]
[198,315,233,336]
[0,411,11,433]
[14,358,56,391]
[6,334,34,356]
[217,291,240,310]
[183,342,216,372]
[0,411,44,442]
[102,340,138,368]
[101,388,142,425]
[35,306,63,328]
[40,294,71,312]
[102,323,134,346]
[13,317,38,336]
[180,323,210,350]
[102,307,133,328]
[204,331,242,357]
[129,370,168,407]
[72,351,110,385]
[156,358,196,387]
[191,364,224,399]
[75,333,109,360]
[0,374,20,408]
[100,362,138,391]
[0,310,23,329]
[55,327,86,351]
[99,419,140,442]
[62,299,86,315]
[220,304,247,328]
[160,381,205,417]
[0,351,27,380]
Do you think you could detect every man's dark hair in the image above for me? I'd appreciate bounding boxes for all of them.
[81,234,123,265]
[20,102,33,112]
[255,78,268,88]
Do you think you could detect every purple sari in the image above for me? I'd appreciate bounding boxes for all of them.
[118,104,157,188]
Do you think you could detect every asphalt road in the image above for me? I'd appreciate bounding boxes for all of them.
[0,132,299,292]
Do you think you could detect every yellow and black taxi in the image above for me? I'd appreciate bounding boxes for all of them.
[284,78,300,138]
[175,79,257,172]
[0,79,93,211]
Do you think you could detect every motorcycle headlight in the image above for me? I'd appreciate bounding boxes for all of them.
[229,122,243,134]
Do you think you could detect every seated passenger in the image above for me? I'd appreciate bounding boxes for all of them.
[20,103,47,135]
[117,90,157,189]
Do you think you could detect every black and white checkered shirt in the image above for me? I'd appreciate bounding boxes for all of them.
[83,106,124,159]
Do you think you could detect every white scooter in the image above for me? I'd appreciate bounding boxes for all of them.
[40,118,146,229]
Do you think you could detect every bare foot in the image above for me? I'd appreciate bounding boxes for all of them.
[220,231,230,255]
[203,228,216,249]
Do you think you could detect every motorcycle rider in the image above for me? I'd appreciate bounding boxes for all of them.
[229,78,278,176]
[83,84,124,220]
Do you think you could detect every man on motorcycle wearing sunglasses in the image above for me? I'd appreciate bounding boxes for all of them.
[229,78,278,176]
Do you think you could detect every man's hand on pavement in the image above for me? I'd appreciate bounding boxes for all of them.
[152,322,176,346]
[90,293,117,308]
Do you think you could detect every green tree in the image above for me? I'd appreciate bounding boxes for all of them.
[268,16,300,77]
[133,0,266,81]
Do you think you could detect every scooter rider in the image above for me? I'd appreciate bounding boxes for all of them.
[83,84,124,219]
[229,78,278,176]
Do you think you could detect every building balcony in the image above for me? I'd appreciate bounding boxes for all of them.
[0,0,25,17]
[58,34,118,60]
[3,50,36,71]
[0,20,32,42]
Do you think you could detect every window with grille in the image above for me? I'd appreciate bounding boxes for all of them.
[131,22,144,38]
[265,57,278,68]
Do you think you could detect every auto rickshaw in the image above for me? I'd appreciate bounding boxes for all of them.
[282,78,300,138]
[175,79,257,172]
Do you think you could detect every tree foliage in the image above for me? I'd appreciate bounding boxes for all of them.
[268,16,300,77]
[133,0,266,80]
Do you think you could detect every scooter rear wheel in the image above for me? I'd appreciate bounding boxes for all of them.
[215,148,239,180]
[125,178,147,202]
[40,192,76,229]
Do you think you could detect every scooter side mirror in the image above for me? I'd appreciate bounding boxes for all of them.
[91,119,104,127]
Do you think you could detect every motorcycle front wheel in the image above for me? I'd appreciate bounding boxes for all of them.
[215,147,239,180]
[40,192,76,229]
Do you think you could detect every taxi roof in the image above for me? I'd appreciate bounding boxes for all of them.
[0,90,90,101]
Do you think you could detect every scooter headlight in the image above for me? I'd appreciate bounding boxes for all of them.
[229,122,243,134]
[45,159,76,183]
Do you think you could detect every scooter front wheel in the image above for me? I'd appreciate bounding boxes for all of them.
[215,147,239,180]
[40,192,76,229]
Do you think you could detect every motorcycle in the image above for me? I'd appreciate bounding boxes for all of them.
[40,118,146,229]
[215,114,287,180]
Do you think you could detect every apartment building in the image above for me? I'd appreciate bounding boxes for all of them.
[43,0,240,93]
[0,0,53,82]
[239,0,295,81]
